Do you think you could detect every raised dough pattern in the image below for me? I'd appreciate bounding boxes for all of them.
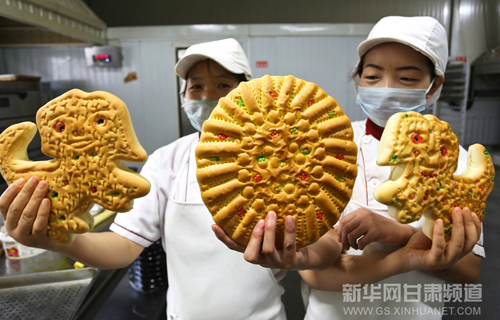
[196,75,357,248]
[0,89,151,243]
[374,111,495,240]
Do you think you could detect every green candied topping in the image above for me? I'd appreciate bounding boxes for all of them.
[279,160,287,167]
[300,148,311,155]
[484,149,490,156]
[406,217,413,223]
[482,210,486,216]
[492,176,495,181]
[257,155,267,162]
[209,156,220,162]
[437,183,442,191]
[402,114,409,122]
[112,191,120,196]
[57,215,66,222]
[72,154,80,160]
[425,118,431,125]
[51,191,58,198]
[468,190,473,198]
[90,151,98,157]
[328,110,336,119]
[390,154,398,164]
[235,98,245,107]
[444,226,452,234]
[335,175,344,183]
[289,127,298,135]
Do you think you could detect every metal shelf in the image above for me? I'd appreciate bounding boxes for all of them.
[433,57,470,143]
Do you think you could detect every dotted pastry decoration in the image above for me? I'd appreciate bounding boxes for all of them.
[196,75,358,249]
[0,89,151,244]
[374,111,495,240]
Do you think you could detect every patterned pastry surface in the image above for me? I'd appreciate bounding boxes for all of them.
[196,75,357,249]
[374,111,495,239]
[0,89,151,243]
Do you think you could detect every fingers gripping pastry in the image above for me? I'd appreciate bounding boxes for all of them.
[374,111,495,240]
[196,75,357,249]
[0,89,151,243]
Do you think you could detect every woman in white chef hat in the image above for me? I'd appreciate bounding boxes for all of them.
[176,38,251,132]
[0,38,288,320]
[214,17,484,320]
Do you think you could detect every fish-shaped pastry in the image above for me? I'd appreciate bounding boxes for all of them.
[374,111,495,240]
[0,89,151,243]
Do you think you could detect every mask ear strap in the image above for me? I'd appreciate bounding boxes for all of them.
[425,79,435,94]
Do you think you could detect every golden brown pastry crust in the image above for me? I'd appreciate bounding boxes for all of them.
[196,75,357,249]
[0,89,151,243]
[374,111,495,240]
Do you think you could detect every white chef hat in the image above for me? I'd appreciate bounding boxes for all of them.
[353,16,449,106]
[176,38,252,94]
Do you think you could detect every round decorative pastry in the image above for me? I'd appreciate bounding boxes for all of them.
[374,111,495,240]
[196,75,357,249]
[0,89,151,244]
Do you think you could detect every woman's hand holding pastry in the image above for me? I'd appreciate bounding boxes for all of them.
[213,211,308,270]
[398,207,481,271]
[336,208,417,251]
[0,176,52,249]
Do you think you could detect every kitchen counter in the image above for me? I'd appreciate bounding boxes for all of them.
[0,212,166,320]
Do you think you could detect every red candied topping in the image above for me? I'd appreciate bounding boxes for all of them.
[253,174,263,183]
[316,210,324,220]
[63,180,69,186]
[455,184,459,189]
[480,185,484,192]
[299,173,308,181]
[413,151,420,158]
[237,208,246,218]
[440,146,448,157]
[409,194,415,200]
[411,133,423,144]
[217,133,228,140]
[269,91,278,99]
[335,154,345,160]
[444,200,448,206]
[423,194,428,201]
[440,163,445,170]
[55,121,65,133]
[91,187,97,193]
[307,99,315,106]
[420,172,437,179]
[454,204,460,208]
[270,130,280,138]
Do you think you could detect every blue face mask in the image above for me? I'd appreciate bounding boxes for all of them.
[182,99,219,132]
[356,83,433,127]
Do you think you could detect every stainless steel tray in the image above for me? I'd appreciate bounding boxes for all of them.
[0,267,97,320]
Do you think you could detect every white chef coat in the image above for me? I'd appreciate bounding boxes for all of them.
[111,133,287,320]
[302,120,485,320]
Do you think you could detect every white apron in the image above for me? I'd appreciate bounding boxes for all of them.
[163,146,287,320]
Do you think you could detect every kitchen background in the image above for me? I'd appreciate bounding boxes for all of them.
[0,0,498,319]
[0,0,499,169]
